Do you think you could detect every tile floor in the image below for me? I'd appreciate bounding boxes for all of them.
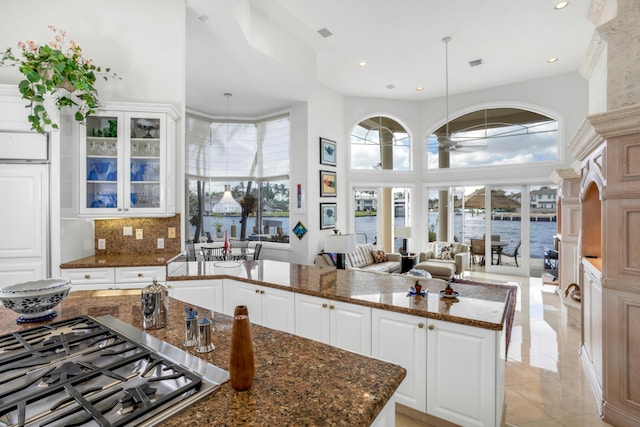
[396,270,615,427]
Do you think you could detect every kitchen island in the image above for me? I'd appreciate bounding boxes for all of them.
[168,259,516,331]
[0,290,406,426]
[167,259,518,426]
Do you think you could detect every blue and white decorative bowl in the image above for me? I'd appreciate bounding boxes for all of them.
[0,278,71,323]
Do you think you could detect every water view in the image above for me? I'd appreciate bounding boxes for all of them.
[193,212,556,259]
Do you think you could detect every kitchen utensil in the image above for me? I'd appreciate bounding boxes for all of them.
[141,280,169,329]
[184,307,198,347]
[197,317,215,353]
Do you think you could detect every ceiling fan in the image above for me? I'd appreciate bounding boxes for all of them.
[439,36,488,152]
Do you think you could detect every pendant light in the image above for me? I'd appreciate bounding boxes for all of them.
[212,93,242,214]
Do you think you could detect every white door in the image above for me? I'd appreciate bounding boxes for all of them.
[0,163,49,286]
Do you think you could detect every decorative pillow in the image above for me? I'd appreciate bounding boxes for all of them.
[371,249,388,263]
[320,252,337,266]
[438,244,454,260]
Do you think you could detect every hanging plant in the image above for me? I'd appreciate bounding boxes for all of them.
[0,26,119,133]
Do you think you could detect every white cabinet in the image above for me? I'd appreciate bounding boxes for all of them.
[167,279,223,314]
[114,266,166,289]
[294,293,371,356]
[223,279,295,333]
[78,104,178,217]
[426,318,504,427]
[62,267,116,290]
[62,266,166,291]
[371,308,427,412]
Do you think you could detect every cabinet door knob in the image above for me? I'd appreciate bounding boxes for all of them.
[137,273,143,277]
[84,274,91,279]
[322,303,328,308]
[117,208,123,211]
[255,289,260,293]
[124,208,129,211]
[418,322,424,328]
[260,290,265,294]
[329,305,335,310]
[428,324,434,330]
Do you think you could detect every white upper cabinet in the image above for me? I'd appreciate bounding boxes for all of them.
[77,103,178,217]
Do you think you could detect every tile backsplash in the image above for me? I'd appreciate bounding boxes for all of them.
[94,214,181,255]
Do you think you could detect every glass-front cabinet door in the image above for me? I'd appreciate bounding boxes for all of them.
[80,109,170,216]
[128,115,163,211]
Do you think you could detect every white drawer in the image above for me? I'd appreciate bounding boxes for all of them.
[115,266,166,284]
[62,268,115,286]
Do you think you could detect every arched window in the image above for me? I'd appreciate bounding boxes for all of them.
[351,116,410,170]
[426,108,558,169]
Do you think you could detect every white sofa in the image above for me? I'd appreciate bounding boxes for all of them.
[314,243,402,273]
[414,241,470,280]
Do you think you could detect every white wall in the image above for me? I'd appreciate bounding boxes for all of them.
[0,0,185,110]
[303,84,344,261]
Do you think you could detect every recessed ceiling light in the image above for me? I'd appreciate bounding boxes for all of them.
[416,86,424,91]
[317,28,333,38]
[555,1,569,10]
[547,57,559,63]
[359,62,367,67]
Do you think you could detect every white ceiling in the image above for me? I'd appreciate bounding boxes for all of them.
[185,0,595,117]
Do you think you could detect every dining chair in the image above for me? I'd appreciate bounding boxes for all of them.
[500,240,521,267]
[185,241,196,261]
[470,239,485,266]
[201,246,226,261]
[253,243,263,260]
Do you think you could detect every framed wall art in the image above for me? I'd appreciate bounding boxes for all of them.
[320,170,337,197]
[292,179,306,213]
[320,203,337,229]
[320,137,336,166]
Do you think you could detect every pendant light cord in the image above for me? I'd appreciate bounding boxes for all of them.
[443,36,451,140]
[224,92,232,178]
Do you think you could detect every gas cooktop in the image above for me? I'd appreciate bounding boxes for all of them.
[0,315,229,427]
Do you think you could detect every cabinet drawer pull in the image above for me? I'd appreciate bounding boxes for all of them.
[428,324,434,330]
[322,303,328,308]
[137,273,143,277]
[117,208,123,211]
[84,274,91,279]
[329,305,334,310]
[418,322,424,329]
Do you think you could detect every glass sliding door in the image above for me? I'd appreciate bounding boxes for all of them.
[485,185,526,275]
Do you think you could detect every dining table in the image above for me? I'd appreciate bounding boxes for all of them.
[200,246,255,261]
[490,241,509,265]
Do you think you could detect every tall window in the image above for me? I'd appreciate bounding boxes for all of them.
[185,113,290,243]
[427,108,558,169]
[351,116,410,170]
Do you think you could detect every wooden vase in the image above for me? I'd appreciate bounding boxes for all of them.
[234,305,248,316]
[229,306,254,391]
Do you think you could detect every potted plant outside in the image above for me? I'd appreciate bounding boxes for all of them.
[0,26,118,133]
[214,221,224,238]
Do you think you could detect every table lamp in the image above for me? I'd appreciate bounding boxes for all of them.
[325,234,356,269]
[395,226,412,255]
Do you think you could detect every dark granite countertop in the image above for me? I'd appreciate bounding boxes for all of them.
[168,260,517,331]
[60,253,180,268]
[0,290,406,426]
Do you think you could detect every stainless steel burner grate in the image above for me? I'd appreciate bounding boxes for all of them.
[0,315,228,427]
